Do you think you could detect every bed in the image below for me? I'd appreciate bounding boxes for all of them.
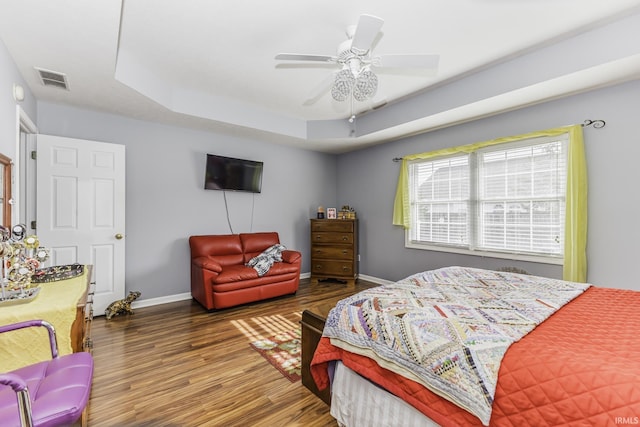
[310,266,640,426]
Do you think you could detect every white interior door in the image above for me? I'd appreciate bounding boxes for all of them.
[36,134,126,314]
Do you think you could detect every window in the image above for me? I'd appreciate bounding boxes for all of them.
[410,155,470,247]
[407,135,568,262]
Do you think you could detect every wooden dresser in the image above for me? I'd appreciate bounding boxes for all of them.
[76,267,95,353]
[310,219,358,286]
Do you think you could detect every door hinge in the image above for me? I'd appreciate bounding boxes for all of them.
[30,220,36,230]
[31,150,37,160]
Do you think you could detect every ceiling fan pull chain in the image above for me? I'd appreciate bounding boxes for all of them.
[349,96,356,124]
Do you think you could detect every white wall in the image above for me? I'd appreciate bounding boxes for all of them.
[338,80,640,291]
[36,102,338,300]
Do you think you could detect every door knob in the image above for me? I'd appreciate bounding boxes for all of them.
[115,233,124,240]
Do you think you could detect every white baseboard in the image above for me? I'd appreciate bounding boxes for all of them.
[358,274,393,286]
[126,272,384,311]
[131,292,192,310]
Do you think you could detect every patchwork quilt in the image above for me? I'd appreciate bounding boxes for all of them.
[313,266,592,425]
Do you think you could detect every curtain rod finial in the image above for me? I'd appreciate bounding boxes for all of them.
[583,119,605,129]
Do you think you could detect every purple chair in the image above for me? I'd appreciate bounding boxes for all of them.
[0,320,94,427]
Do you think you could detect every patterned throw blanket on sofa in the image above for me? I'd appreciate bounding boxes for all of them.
[246,244,286,276]
[322,266,590,425]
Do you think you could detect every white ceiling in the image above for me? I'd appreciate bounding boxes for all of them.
[1,0,640,153]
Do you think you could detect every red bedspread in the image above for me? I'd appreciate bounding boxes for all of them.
[311,287,640,426]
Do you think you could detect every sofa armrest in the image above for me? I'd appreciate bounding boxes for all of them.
[282,250,302,265]
[192,256,223,274]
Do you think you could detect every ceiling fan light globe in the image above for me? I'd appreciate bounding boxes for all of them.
[335,69,355,85]
[353,70,378,101]
[332,69,355,101]
[331,85,349,101]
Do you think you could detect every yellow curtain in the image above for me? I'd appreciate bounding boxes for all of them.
[563,125,587,283]
[392,125,587,282]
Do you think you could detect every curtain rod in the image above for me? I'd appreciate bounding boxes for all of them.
[392,119,606,162]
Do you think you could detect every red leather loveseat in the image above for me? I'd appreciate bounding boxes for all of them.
[189,232,302,310]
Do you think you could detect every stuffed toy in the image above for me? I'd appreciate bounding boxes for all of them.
[105,291,141,320]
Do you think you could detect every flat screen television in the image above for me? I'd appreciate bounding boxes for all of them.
[204,154,263,193]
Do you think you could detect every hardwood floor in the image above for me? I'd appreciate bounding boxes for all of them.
[87,278,376,426]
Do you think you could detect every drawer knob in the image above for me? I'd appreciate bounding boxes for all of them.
[342,236,348,241]
[342,250,348,254]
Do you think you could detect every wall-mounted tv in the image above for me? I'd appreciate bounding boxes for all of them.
[204,154,263,193]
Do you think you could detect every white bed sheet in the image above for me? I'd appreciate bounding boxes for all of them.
[330,361,441,427]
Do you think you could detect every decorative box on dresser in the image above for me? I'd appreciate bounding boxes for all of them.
[310,219,358,286]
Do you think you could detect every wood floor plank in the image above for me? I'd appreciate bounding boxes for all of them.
[87,278,376,426]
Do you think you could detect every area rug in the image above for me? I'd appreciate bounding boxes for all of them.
[250,328,301,382]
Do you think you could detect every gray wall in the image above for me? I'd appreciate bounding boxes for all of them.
[0,38,36,161]
[36,102,338,300]
[338,79,640,291]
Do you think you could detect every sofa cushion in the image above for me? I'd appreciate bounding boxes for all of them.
[212,270,299,293]
[240,232,280,263]
[213,261,300,286]
[189,234,244,266]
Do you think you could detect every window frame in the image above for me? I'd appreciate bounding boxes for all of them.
[404,135,568,265]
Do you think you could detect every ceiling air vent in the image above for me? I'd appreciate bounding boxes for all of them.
[34,67,69,90]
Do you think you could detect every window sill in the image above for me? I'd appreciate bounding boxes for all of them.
[405,240,563,265]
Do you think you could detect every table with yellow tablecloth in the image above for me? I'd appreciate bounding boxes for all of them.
[0,266,91,372]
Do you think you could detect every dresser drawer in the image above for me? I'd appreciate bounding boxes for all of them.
[311,220,354,233]
[311,246,353,260]
[312,260,354,276]
[312,232,354,244]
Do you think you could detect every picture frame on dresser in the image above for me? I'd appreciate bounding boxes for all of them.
[327,208,337,219]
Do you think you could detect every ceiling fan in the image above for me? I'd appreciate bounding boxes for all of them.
[275,14,439,106]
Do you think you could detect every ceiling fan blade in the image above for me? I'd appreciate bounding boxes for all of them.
[350,14,384,53]
[275,53,337,63]
[376,54,440,69]
[303,72,336,105]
